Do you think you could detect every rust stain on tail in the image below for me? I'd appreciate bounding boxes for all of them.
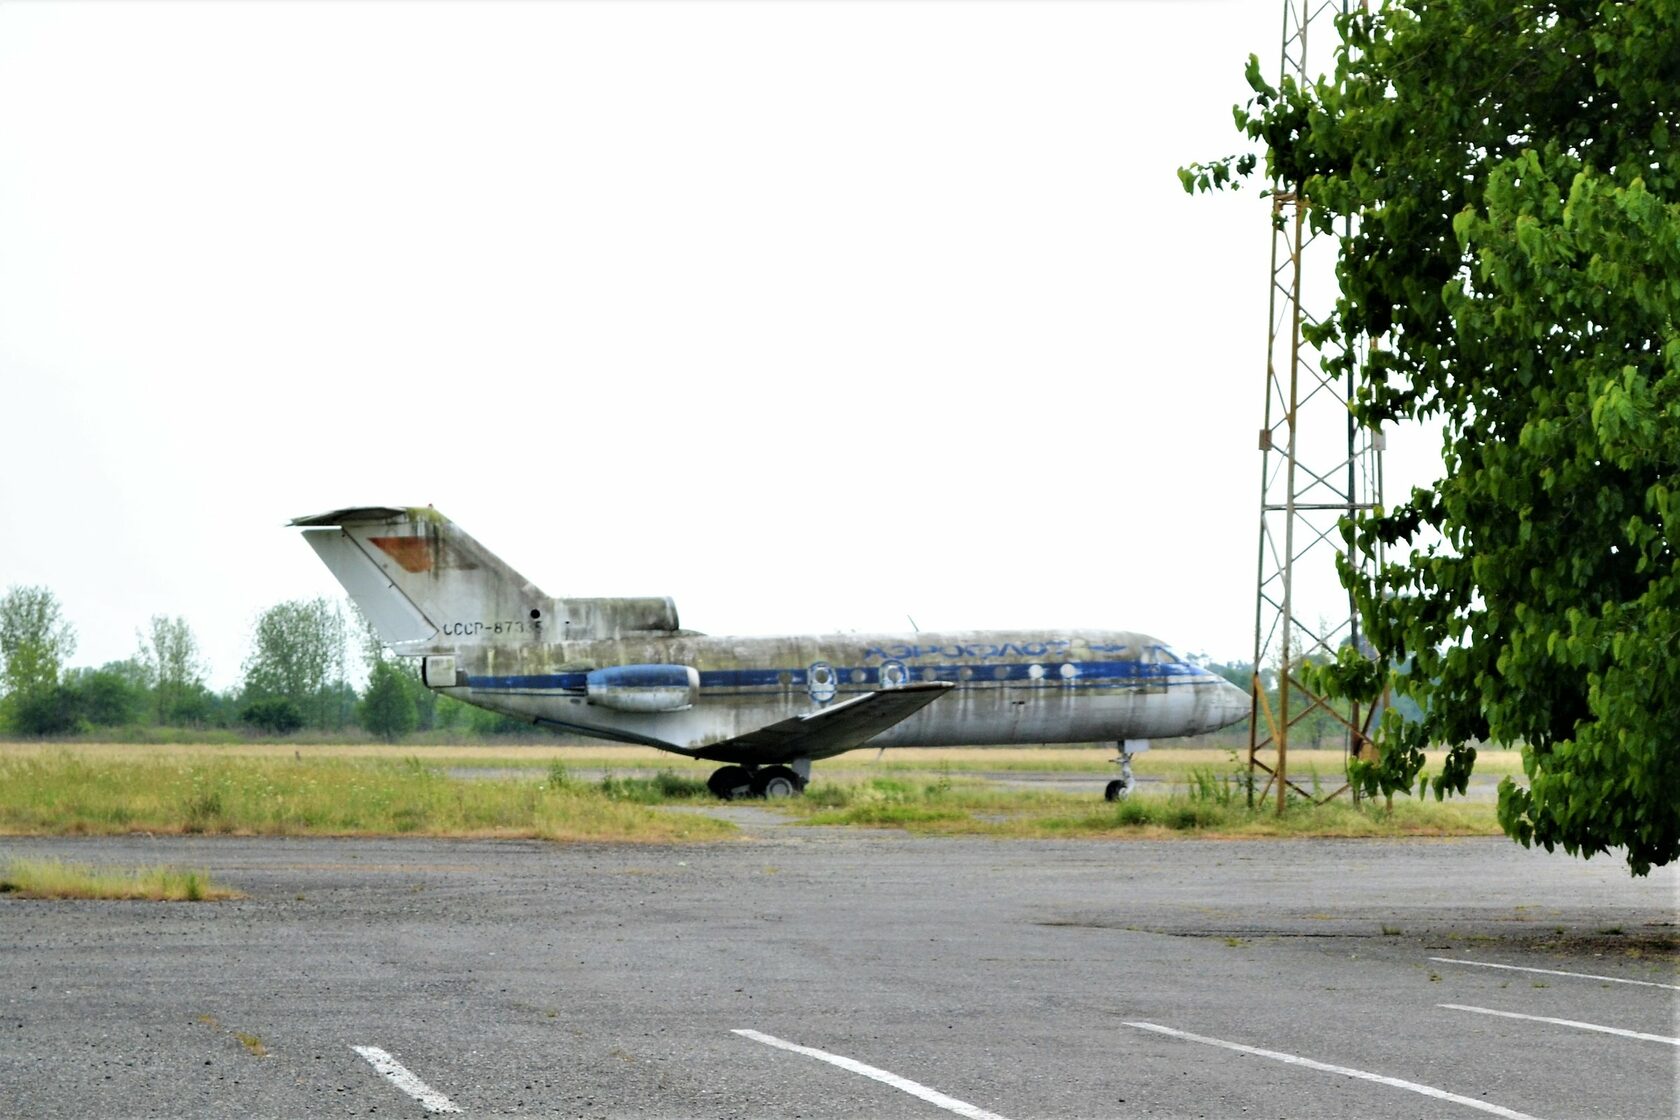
[370,536,434,573]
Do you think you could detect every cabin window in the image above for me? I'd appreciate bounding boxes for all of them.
[959,667,974,681]
[992,665,1010,680]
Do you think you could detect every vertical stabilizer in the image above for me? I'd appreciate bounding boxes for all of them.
[291,507,549,648]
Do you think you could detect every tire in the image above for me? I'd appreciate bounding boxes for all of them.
[753,765,803,799]
[1104,778,1126,802]
[707,765,752,801]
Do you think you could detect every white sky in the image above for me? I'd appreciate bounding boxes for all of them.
[0,0,1444,690]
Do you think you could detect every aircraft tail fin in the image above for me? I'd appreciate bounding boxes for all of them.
[291,506,547,650]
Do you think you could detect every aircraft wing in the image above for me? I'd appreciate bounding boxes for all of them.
[691,682,954,765]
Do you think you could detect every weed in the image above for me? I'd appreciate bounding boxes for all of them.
[234,1032,267,1058]
[1186,767,1238,807]
[1224,936,1248,948]
[1381,925,1403,937]
[598,771,709,803]
[183,788,225,833]
[1428,972,1441,982]
[546,760,570,788]
[930,764,953,797]
[0,858,239,901]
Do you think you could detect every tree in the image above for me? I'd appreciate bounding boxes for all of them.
[359,659,418,742]
[240,598,349,731]
[241,697,305,735]
[62,662,149,728]
[1185,1,1679,873]
[349,603,438,731]
[0,585,77,733]
[137,615,208,725]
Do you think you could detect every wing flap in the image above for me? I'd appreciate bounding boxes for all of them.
[693,682,953,765]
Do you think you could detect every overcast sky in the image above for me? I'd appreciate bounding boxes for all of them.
[0,0,1443,689]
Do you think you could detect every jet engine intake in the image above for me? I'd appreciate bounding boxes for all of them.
[585,664,700,712]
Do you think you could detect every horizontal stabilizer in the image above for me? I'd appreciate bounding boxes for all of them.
[693,682,954,765]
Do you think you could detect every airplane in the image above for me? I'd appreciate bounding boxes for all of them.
[292,506,1250,800]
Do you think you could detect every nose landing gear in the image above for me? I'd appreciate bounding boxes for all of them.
[1104,739,1149,801]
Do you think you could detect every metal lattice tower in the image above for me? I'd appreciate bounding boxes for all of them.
[1248,0,1384,811]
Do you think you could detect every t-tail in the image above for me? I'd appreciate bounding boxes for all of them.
[290,506,681,652]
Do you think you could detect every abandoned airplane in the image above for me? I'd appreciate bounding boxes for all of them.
[292,507,1249,799]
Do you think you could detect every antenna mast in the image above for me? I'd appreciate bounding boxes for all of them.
[1248,0,1384,811]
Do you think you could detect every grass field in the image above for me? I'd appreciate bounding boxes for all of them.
[0,752,732,843]
[0,741,1510,842]
[0,739,1529,780]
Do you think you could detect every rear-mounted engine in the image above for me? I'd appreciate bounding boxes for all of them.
[585,664,700,712]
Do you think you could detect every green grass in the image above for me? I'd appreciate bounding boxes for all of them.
[0,745,1505,844]
[0,753,733,843]
[0,741,1530,783]
[0,857,241,900]
[782,776,1503,838]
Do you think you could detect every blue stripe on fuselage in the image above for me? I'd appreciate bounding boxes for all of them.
[465,661,1218,692]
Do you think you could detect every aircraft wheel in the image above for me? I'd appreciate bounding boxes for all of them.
[753,765,804,799]
[708,765,752,801]
[1104,779,1127,802]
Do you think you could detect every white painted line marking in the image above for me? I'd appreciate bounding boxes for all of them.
[352,1045,462,1114]
[1124,1021,1543,1120]
[1439,1003,1680,1046]
[733,1029,1012,1120]
[1428,956,1680,990]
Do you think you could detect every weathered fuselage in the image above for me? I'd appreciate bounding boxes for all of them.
[292,506,1250,772]
[436,628,1248,764]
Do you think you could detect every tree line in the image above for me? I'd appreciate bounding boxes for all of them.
[0,585,529,741]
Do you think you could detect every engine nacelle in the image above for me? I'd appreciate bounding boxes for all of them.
[585,664,700,712]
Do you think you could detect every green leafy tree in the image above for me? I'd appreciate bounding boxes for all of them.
[8,686,80,736]
[62,663,149,727]
[359,659,418,742]
[349,604,438,730]
[0,585,77,734]
[241,696,305,735]
[137,615,208,726]
[1185,0,1679,872]
[240,598,349,731]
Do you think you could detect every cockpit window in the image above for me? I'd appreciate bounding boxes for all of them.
[1147,645,1181,665]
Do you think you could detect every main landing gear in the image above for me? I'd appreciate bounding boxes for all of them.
[1104,739,1150,801]
[706,763,809,801]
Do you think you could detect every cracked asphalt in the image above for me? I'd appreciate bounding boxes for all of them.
[1,817,1675,1118]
